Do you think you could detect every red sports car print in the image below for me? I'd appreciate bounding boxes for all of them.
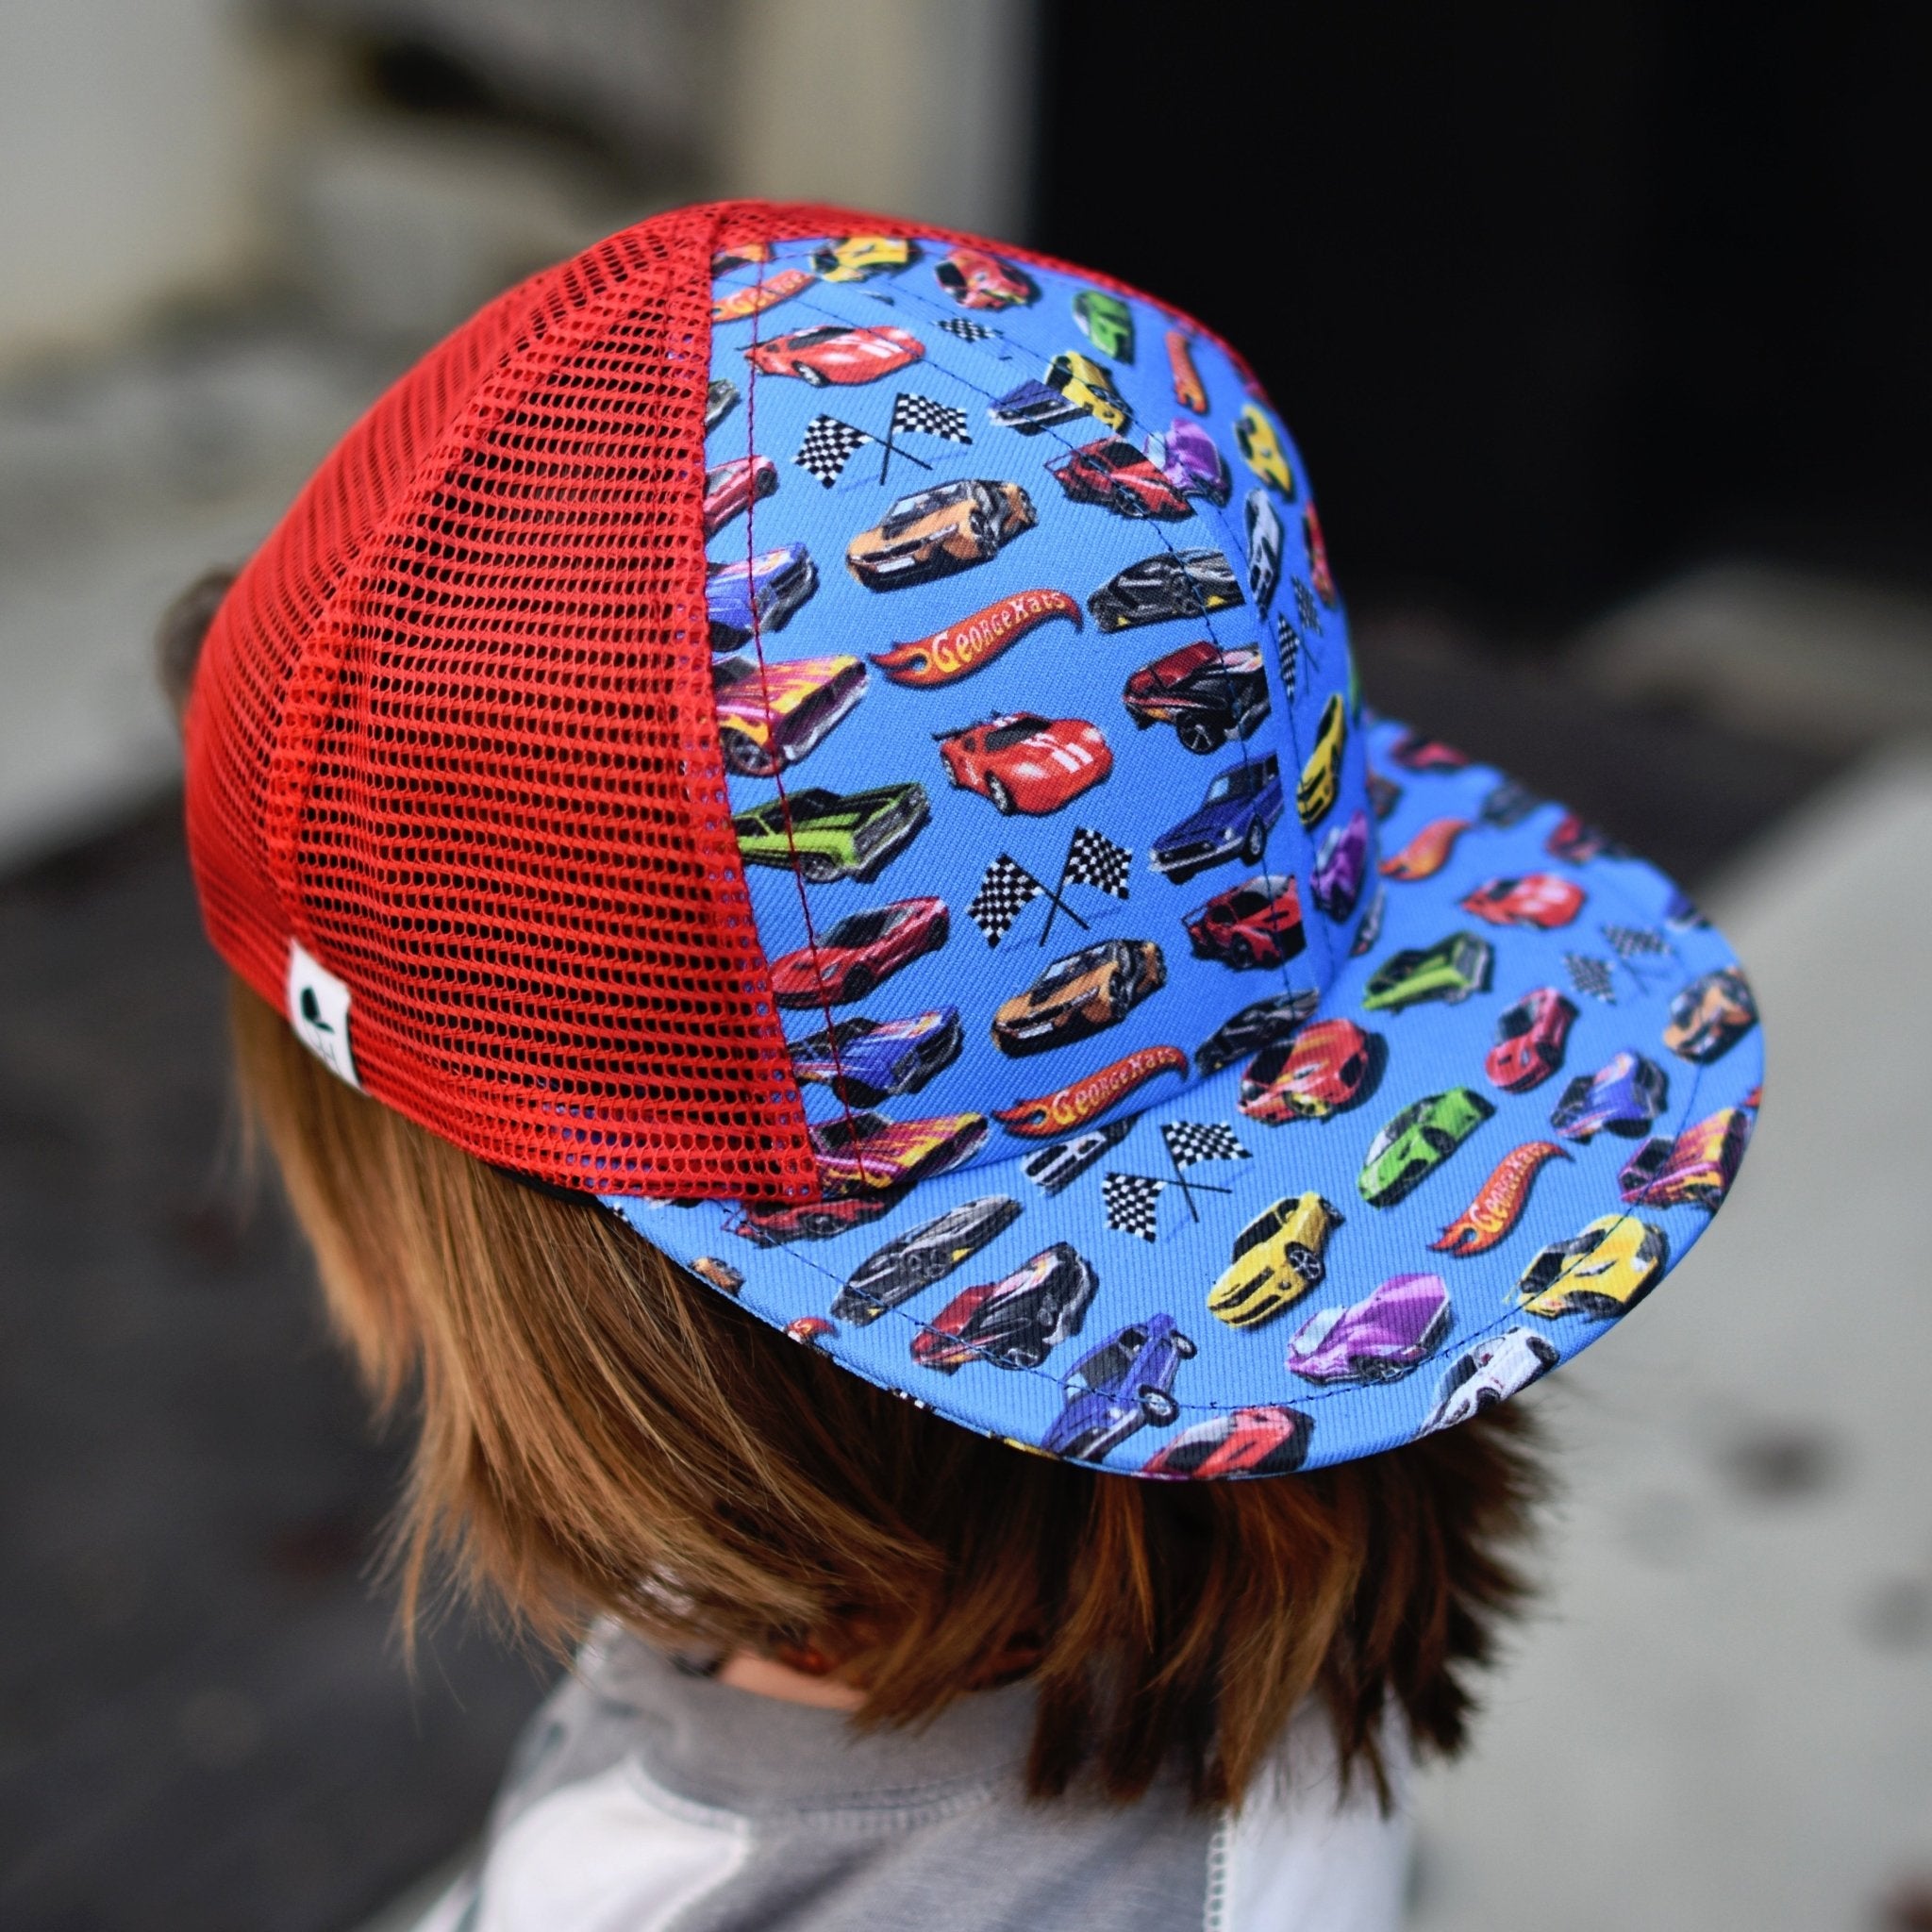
[934,247,1038,310]
[1485,987,1577,1091]
[766,895,949,1008]
[703,455,778,539]
[1386,732,1469,774]
[743,324,924,386]
[937,713,1111,815]
[1185,871,1306,971]
[1303,505,1338,607]
[1238,1016,1374,1125]
[1460,874,1586,930]
[1048,437,1191,519]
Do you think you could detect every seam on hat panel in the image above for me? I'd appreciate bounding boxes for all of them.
[727,248,866,1189]
[728,257,1331,1019]
[259,211,816,1197]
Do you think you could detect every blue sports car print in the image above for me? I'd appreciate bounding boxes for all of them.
[789,1008,964,1108]
[706,543,818,651]
[1042,1313,1198,1461]
[1150,752,1283,884]
[1550,1049,1670,1142]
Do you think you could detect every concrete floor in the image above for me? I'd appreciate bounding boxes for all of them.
[1409,745,1932,1932]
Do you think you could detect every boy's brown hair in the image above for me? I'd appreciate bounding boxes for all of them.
[165,575,1539,1813]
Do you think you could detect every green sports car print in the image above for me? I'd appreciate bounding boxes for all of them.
[1357,1088,1494,1208]
[1361,931,1494,1013]
[732,783,930,884]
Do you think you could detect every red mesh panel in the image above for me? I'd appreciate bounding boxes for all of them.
[185,204,816,1199]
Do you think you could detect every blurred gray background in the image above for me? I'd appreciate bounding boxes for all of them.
[0,3,1925,1928]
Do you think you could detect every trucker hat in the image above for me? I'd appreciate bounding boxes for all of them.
[185,199,1762,1477]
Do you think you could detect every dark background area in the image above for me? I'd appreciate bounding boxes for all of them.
[1034,0,1931,627]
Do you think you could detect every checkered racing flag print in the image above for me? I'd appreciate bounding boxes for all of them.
[890,391,973,443]
[967,853,1046,946]
[1161,1121,1250,1170]
[1102,1171,1168,1243]
[1293,577,1323,632]
[936,317,998,342]
[1564,952,1619,1004]
[1603,924,1670,961]
[1274,614,1301,700]
[792,414,875,488]
[1062,824,1133,900]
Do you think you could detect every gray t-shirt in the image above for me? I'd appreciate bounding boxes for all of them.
[414,1624,1411,1932]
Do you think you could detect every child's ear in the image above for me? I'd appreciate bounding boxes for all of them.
[155,568,238,728]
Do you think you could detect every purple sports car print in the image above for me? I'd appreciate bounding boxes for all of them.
[706,542,819,651]
[789,1008,964,1108]
[1550,1049,1670,1141]
[1285,1273,1453,1384]
[1311,809,1370,920]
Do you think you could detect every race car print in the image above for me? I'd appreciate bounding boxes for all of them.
[1422,1328,1557,1432]
[1618,1106,1753,1211]
[1484,987,1577,1092]
[1141,1403,1312,1477]
[710,653,867,777]
[1238,1017,1375,1124]
[935,247,1038,309]
[1073,289,1135,360]
[831,1195,1024,1325]
[1296,694,1347,827]
[1311,809,1370,919]
[1151,752,1283,883]
[1185,869,1305,970]
[1362,932,1494,1011]
[1459,874,1587,930]
[913,1241,1099,1373]
[729,1110,988,1245]
[847,479,1036,591]
[1303,505,1338,606]
[991,940,1166,1058]
[745,322,924,387]
[1286,1272,1452,1385]
[1234,404,1294,495]
[1243,489,1284,612]
[1550,1050,1669,1141]
[935,712,1111,815]
[788,1007,964,1107]
[1193,990,1321,1075]
[1048,421,1229,519]
[732,782,929,884]
[1087,548,1243,632]
[1209,1193,1345,1327]
[1662,968,1758,1062]
[1358,1089,1493,1207]
[767,895,948,1007]
[1517,1214,1668,1320]
[702,455,777,539]
[1122,641,1269,754]
[1043,1315,1195,1459]
[706,543,819,650]
[810,235,918,282]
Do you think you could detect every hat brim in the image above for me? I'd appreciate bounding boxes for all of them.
[604,716,1762,1477]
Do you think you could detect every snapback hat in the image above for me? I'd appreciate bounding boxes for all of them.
[185,200,1763,1478]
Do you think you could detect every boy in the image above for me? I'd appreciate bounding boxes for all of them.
[168,201,1761,1929]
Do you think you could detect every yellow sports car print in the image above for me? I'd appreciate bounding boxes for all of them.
[1516,1213,1669,1319]
[811,235,916,282]
[1297,693,1347,827]
[1045,351,1131,433]
[1235,405,1295,496]
[1209,1192,1345,1328]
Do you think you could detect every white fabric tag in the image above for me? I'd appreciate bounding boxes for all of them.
[287,940,361,1089]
